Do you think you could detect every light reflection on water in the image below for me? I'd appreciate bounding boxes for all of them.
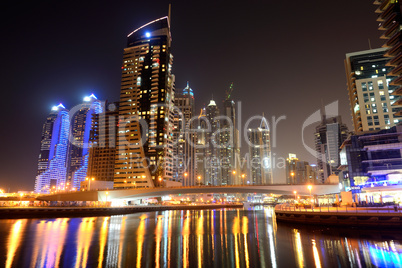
[1,207,402,267]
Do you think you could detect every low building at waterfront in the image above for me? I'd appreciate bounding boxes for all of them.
[339,125,402,203]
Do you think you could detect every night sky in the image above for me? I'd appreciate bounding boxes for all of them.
[0,0,384,191]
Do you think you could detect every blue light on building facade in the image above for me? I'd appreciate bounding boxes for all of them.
[339,125,402,192]
[35,104,70,193]
[67,94,103,190]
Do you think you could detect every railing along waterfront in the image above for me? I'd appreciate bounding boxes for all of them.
[275,204,402,214]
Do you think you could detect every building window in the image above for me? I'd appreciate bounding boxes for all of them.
[362,82,367,91]
[378,81,384,89]
[368,81,373,91]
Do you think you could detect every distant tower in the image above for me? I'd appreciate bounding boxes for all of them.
[345,48,401,132]
[115,15,174,189]
[196,108,208,186]
[34,104,69,193]
[87,102,119,182]
[205,99,221,185]
[173,82,196,186]
[247,116,273,185]
[285,153,316,184]
[220,83,240,185]
[67,94,103,190]
[314,115,348,183]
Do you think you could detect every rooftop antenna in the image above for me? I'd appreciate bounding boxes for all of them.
[168,4,171,25]
[320,99,326,123]
[368,38,372,50]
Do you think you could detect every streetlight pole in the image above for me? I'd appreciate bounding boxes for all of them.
[241,174,245,185]
[290,172,295,184]
[293,191,297,202]
[197,176,201,186]
[86,177,95,191]
[308,185,313,205]
[232,170,236,184]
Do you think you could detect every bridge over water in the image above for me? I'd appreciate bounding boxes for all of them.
[38,184,340,202]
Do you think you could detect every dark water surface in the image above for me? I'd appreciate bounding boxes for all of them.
[1,207,402,267]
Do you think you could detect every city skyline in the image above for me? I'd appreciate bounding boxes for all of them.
[1,0,383,191]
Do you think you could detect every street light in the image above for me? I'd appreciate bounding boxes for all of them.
[159,176,162,187]
[105,191,109,202]
[290,172,295,184]
[85,177,95,191]
[293,190,297,202]
[307,185,313,201]
[241,174,245,185]
[197,175,201,186]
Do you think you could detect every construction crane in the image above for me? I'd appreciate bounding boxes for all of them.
[225,82,234,100]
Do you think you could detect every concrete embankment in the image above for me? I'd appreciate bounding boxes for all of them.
[275,205,402,227]
[0,203,243,219]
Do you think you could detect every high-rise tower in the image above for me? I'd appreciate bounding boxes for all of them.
[247,116,273,185]
[115,15,175,189]
[205,99,221,185]
[35,104,70,193]
[67,94,103,190]
[220,83,240,185]
[87,102,119,182]
[345,48,402,132]
[374,1,402,119]
[314,115,348,183]
[173,82,196,186]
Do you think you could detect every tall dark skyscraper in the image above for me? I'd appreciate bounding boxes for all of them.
[173,82,196,186]
[374,1,402,119]
[34,104,69,193]
[115,15,175,189]
[220,83,240,185]
[205,99,221,185]
[67,94,103,190]
[314,115,348,183]
[196,108,208,186]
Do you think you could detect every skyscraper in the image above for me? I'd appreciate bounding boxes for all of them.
[34,104,69,193]
[314,115,348,183]
[285,153,316,185]
[87,102,119,182]
[196,108,208,186]
[374,1,402,119]
[220,83,240,185]
[345,48,401,132]
[247,116,273,185]
[115,15,175,189]
[67,94,103,190]
[205,99,221,185]
[173,82,196,186]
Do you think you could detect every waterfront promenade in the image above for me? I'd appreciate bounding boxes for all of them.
[275,204,402,227]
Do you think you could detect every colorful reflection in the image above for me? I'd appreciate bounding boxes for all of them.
[5,219,27,268]
[1,208,402,267]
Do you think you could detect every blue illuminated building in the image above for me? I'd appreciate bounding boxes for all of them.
[339,125,402,192]
[34,104,70,193]
[67,94,103,190]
